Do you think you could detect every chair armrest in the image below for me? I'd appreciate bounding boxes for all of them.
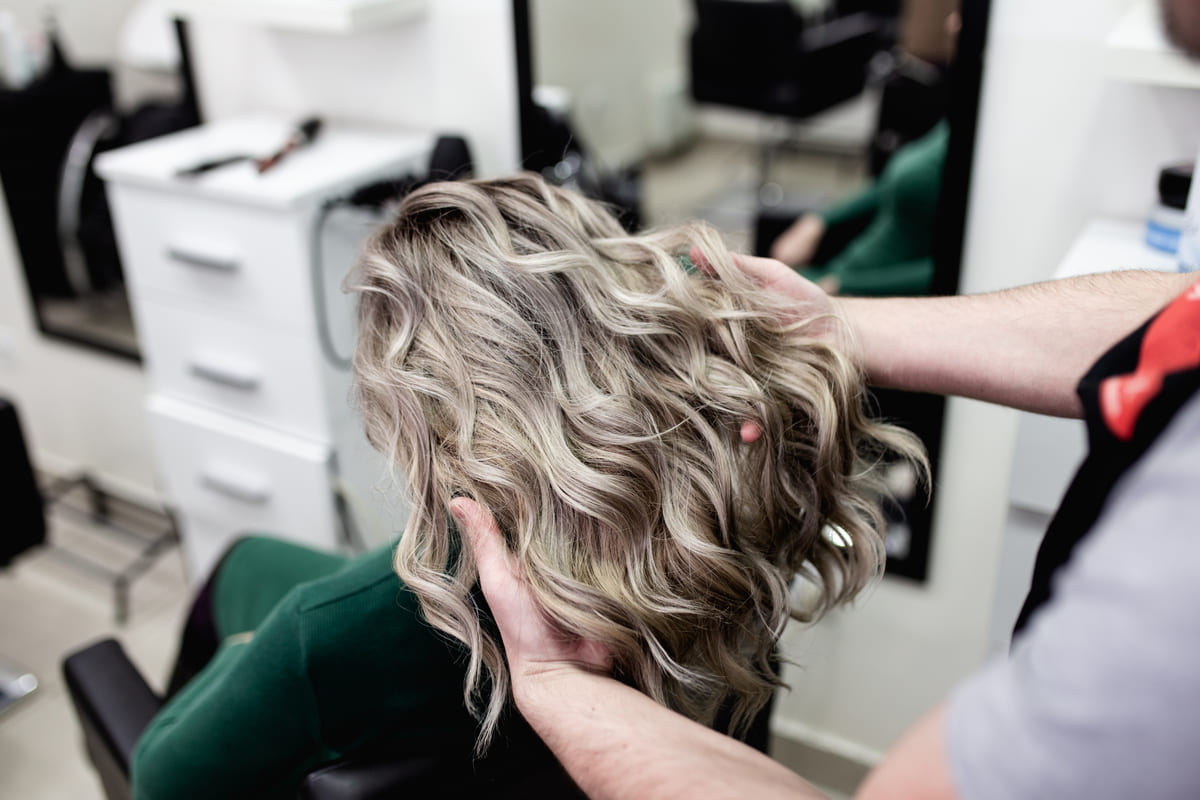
[62,638,163,798]
[298,753,451,800]
[298,750,587,800]
[799,11,884,52]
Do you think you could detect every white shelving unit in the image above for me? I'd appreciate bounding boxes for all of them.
[165,0,428,35]
[1105,0,1200,89]
[1054,218,1179,280]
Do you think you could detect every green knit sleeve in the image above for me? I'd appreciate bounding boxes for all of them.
[131,590,330,800]
[820,180,882,230]
[833,256,936,297]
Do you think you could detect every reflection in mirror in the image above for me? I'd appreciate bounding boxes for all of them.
[0,9,199,360]
[517,0,989,580]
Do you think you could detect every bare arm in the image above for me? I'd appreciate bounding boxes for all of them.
[717,254,1191,418]
[837,270,1194,418]
[457,492,957,800]
[451,498,825,800]
[518,670,826,800]
[855,705,958,800]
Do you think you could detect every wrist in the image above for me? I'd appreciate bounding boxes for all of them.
[511,663,598,716]
[829,296,866,372]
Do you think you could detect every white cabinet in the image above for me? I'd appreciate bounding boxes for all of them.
[98,117,430,579]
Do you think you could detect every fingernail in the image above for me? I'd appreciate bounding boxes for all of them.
[449,500,467,524]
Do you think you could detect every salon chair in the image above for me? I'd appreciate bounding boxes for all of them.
[689,0,890,211]
[62,637,587,799]
[64,636,777,798]
[64,628,776,799]
[689,0,885,122]
[0,398,45,713]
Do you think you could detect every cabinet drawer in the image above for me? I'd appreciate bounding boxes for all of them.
[148,395,338,551]
[138,300,331,439]
[107,184,316,329]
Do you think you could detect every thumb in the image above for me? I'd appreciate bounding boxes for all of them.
[450,497,515,590]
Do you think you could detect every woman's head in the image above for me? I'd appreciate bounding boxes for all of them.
[352,173,923,748]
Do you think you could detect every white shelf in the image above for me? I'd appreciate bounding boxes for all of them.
[1055,218,1179,280]
[165,0,427,35]
[1105,0,1200,89]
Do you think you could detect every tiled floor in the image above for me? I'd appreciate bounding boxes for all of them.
[0,133,866,800]
[642,133,868,248]
[0,507,189,800]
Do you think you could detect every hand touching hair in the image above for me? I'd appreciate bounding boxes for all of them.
[351,173,924,750]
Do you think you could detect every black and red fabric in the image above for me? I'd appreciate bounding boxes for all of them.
[1015,277,1200,635]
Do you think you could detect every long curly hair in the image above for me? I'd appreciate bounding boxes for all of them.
[351,173,924,750]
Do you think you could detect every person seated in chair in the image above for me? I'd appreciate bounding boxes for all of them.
[768,119,949,297]
[132,173,923,799]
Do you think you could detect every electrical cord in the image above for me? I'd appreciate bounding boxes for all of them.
[309,196,355,370]
[311,135,474,371]
[309,174,422,371]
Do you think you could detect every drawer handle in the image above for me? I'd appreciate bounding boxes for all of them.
[166,246,241,273]
[188,359,261,392]
[199,470,270,505]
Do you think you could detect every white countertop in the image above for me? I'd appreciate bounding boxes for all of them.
[164,0,427,35]
[97,117,432,210]
[1105,0,1200,89]
[1054,217,1180,280]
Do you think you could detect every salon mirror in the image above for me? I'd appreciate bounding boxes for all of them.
[515,0,991,581]
[0,8,199,362]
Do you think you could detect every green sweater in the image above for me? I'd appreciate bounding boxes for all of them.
[132,537,478,800]
[803,120,949,296]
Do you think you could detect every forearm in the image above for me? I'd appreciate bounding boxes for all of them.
[516,671,826,800]
[837,270,1195,417]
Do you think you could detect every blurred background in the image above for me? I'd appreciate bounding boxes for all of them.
[1,1,1197,797]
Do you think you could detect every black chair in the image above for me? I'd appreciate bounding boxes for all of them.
[1,398,45,714]
[62,637,588,800]
[1,398,46,566]
[63,627,777,799]
[689,0,892,211]
[689,0,885,121]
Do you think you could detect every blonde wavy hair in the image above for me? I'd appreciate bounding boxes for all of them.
[351,173,924,750]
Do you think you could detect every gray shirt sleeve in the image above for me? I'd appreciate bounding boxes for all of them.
[946,391,1200,800]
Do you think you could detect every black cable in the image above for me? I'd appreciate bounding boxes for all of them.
[310,196,354,370]
[309,174,422,371]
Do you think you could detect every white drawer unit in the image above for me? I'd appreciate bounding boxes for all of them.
[107,188,315,330]
[149,396,336,577]
[135,299,329,439]
[98,117,429,581]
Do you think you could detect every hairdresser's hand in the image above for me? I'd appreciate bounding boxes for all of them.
[690,247,849,443]
[450,498,613,704]
[689,246,838,329]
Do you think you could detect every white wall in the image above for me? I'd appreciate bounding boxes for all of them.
[531,0,693,167]
[184,1,521,177]
[773,0,1200,760]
